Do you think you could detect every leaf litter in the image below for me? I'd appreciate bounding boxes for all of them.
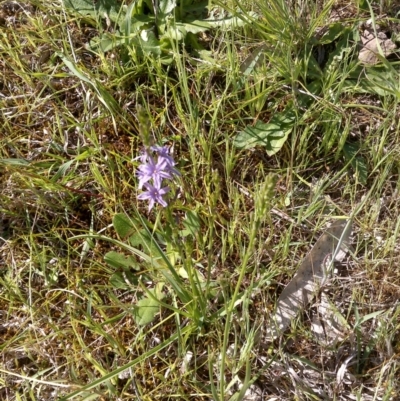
[358,24,397,65]
[266,219,353,341]
[238,220,354,401]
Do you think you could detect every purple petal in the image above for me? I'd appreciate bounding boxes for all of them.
[137,191,152,201]
[138,182,170,211]
[158,186,170,196]
[147,198,155,211]
[152,146,177,167]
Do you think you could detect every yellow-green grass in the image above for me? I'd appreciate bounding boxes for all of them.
[1,0,399,400]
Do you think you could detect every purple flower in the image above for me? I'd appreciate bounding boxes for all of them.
[151,145,181,177]
[137,155,172,189]
[151,145,175,165]
[139,150,149,164]
[137,144,180,211]
[137,182,170,211]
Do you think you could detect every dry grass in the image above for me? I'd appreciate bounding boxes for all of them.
[1,0,400,400]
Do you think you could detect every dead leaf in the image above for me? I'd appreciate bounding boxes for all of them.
[240,383,263,401]
[359,30,396,65]
[311,293,348,345]
[266,219,352,340]
[336,355,355,386]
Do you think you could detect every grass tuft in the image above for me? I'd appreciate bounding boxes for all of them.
[1,0,400,400]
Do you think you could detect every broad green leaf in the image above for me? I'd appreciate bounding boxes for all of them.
[177,266,205,282]
[90,16,155,53]
[129,228,160,256]
[119,14,153,37]
[304,80,322,99]
[138,29,161,56]
[159,0,176,17]
[129,228,151,247]
[358,0,369,11]
[182,210,201,236]
[113,213,137,238]
[133,284,165,325]
[63,0,99,16]
[110,270,138,289]
[181,20,210,34]
[63,0,124,23]
[109,272,129,289]
[317,23,345,44]
[204,12,257,28]
[365,67,399,97]
[155,0,176,34]
[177,267,190,279]
[134,296,159,325]
[233,107,296,155]
[324,44,352,73]
[306,51,323,80]
[104,251,139,270]
[343,142,368,185]
[163,24,186,41]
[180,0,209,16]
[89,33,125,53]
